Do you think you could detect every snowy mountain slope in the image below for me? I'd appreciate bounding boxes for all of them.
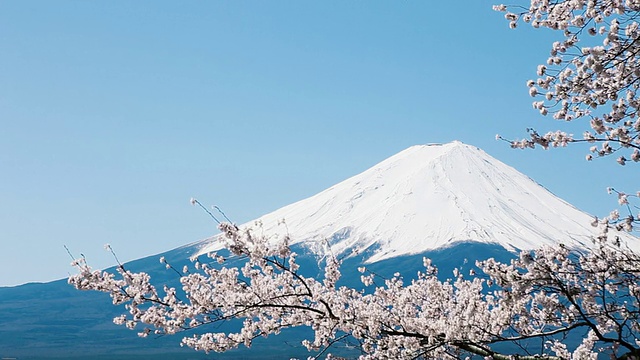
[193,141,637,263]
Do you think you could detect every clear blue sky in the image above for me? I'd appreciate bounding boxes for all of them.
[0,1,633,286]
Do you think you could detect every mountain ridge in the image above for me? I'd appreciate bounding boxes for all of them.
[192,141,637,263]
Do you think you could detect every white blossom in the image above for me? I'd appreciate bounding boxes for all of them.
[497,0,640,165]
[69,219,640,359]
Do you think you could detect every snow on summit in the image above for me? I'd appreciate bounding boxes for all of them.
[194,141,636,262]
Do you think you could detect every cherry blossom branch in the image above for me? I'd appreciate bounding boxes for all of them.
[69,198,640,359]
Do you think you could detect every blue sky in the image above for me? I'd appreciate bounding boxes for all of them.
[0,1,633,286]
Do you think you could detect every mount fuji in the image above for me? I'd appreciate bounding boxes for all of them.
[193,141,633,261]
[1,141,634,359]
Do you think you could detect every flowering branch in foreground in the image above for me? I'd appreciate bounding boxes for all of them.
[70,221,640,359]
[494,1,640,164]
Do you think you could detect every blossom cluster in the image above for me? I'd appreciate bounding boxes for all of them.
[69,221,640,359]
[494,1,640,162]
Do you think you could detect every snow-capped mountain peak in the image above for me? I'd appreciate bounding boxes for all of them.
[194,141,634,262]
